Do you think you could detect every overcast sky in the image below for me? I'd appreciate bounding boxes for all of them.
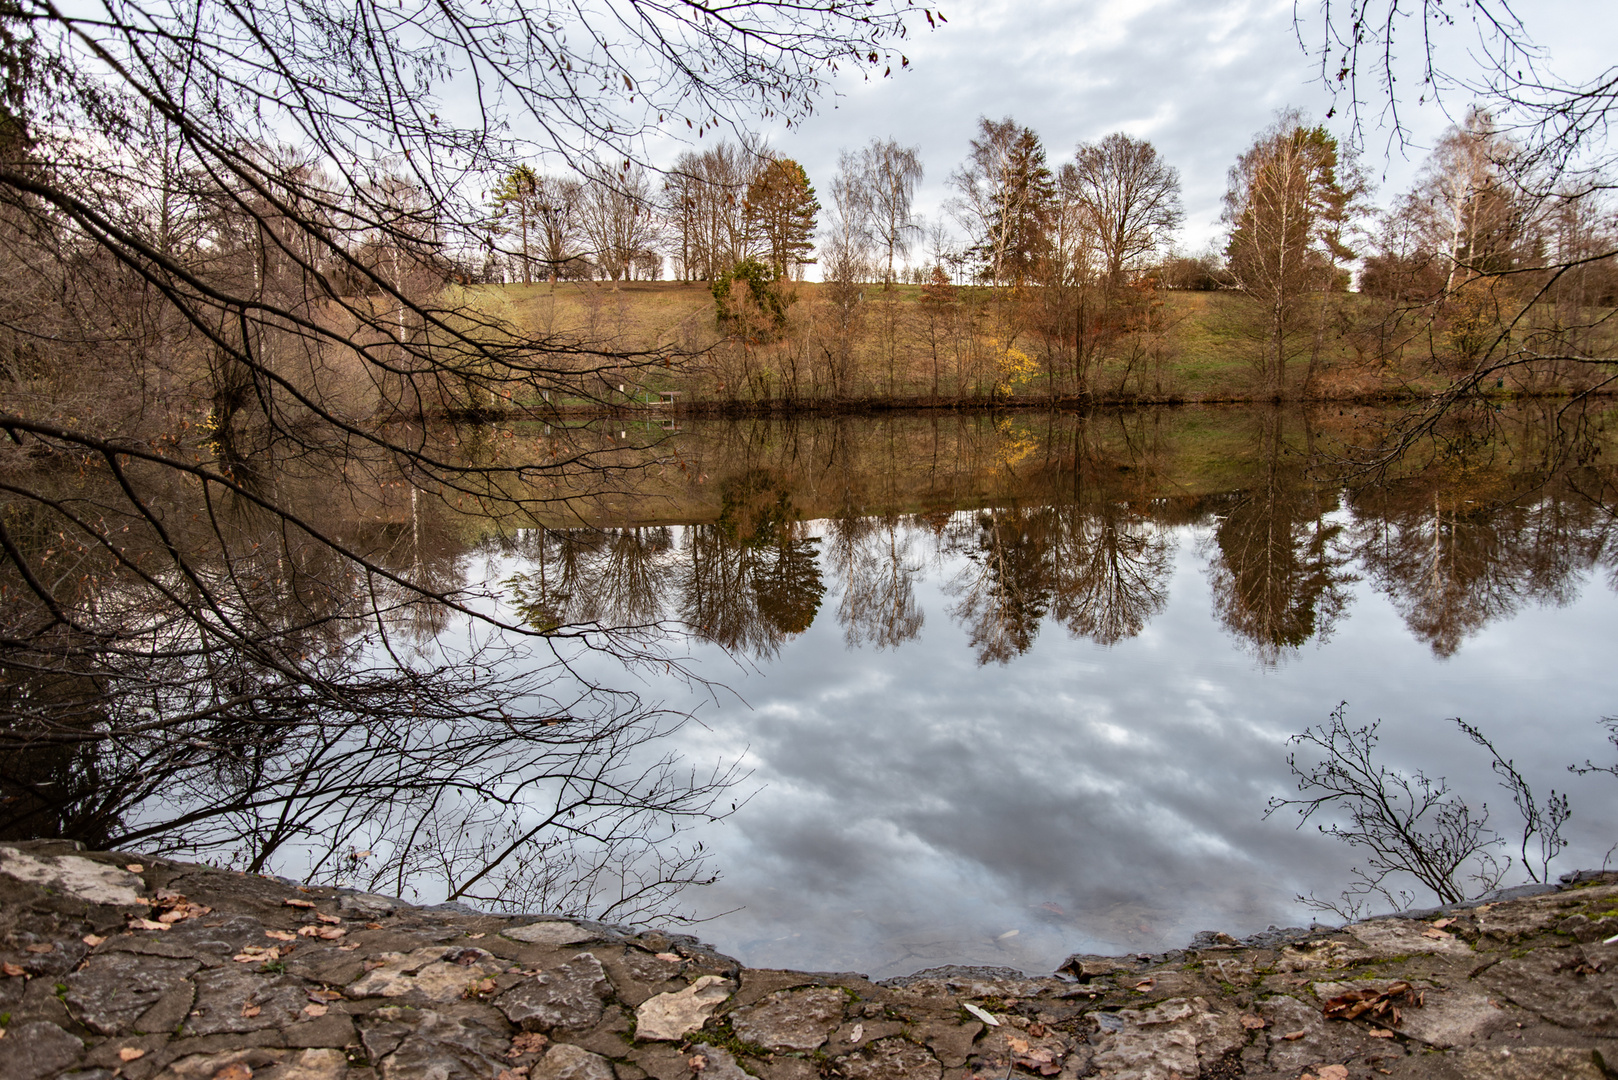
[628,0,1606,273]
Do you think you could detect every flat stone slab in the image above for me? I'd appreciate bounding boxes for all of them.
[730,986,848,1051]
[496,952,614,1031]
[0,849,147,907]
[4,841,1617,1080]
[504,921,599,946]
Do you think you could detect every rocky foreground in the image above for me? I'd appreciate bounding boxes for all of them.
[1,843,1615,1080]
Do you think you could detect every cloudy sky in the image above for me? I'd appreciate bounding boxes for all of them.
[624,0,1606,269]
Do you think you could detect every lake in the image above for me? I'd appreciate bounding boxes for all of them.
[440,403,1618,975]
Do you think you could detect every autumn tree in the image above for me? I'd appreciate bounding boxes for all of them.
[1224,112,1361,396]
[743,156,820,278]
[664,143,754,280]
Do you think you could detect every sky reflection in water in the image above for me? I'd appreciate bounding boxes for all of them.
[541,506,1618,978]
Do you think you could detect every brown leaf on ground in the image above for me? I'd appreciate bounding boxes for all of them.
[24,944,52,954]
[1132,977,1156,992]
[298,925,345,939]
[1322,981,1418,1026]
[128,917,170,931]
[1431,917,1456,929]
[1280,1030,1307,1041]
[315,913,341,925]
[1368,1027,1395,1038]
[82,935,105,947]
[689,1055,708,1072]
[507,1033,548,1059]
[265,930,297,942]
[302,1003,328,1018]
[0,963,22,978]
[1239,1013,1267,1030]
[212,1065,253,1080]
[125,864,144,874]
[118,1048,146,1062]
[654,952,681,962]
[240,1005,261,1018]
[283,898,316,909]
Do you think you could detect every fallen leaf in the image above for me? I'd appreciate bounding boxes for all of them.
[125,864,144,874]
[1318,1067,1349,1080]
[128,918,170,931]
[213,1064,253,1080]
[1133,978,1157,992]
[302,1003,328,1018]
[1431,918,1456,929]
[1280,1029,1307,1041]
[338,943,362,952]
[23,944,52,954]
[467,932,485,939]
[240,1005,261,1018]
[265,930,297,942]
[283,898,316,909]
[298,925,346,940]
[688,1055,708,1073]
[1421,927,1452,939]
[308,989,343,1002]
[848,1023,864,1043]
[962,1002,1000,1027]
[83,935,105,947]
[1,963,24,977]
[1368,1027,1395,1038]
[1239,1013,1267,1030]
[315,913,342,925]
[119,1048,146,1062]
[1322,981,1417,1023]
[654,952,681,962]
[507,1032,549,1059]
[365,922,384,931]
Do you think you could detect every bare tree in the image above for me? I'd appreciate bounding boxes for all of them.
[1068,133,1183,286]
[0,0,921,910]
[578,163,661,286]
[949,117,1054,288]
[850,139,925,286]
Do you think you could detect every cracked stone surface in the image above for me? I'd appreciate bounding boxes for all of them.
[63,953,201,1036]
[633,974,734,1040]
[496,952,614,1031]
[6,841,1618,1080]
[730,987,849,1051]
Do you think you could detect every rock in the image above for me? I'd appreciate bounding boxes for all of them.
[64,953,200,1035]
[149,1048,287,1080]
[1086,997,1246,1080]
[730,986,848,1052]
[360,1007,512,1080]
[0,1020,84,1080]
[1448,1046,1609,1079]
[346,945,506,1003]
[505,921,599,946]
[496,952,614,1031]
[633,975,734,1040]
[911,1020,981,1068]
[830,1036,942,1080]
[533,1043,617,1080]
[338,892,401,918]
[686,1045,751,1080]
[1274,938,1374,972]
[185,965,313,1036]
[0,847,147,907]
[1346,918,1475,958]
[1477,947,1618,1033]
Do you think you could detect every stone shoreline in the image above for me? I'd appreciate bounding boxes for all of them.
[1,842,1614,1080]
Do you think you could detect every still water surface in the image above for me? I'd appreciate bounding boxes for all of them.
[467,407,1618,976]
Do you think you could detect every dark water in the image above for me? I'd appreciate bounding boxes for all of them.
[460,405,1618,975]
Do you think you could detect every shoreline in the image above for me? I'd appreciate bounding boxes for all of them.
[2,841,1614,1080]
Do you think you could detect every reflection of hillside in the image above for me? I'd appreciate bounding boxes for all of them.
[504,402,1618,664]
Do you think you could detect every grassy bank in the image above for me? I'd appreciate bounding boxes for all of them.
[451,280,1618,414]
